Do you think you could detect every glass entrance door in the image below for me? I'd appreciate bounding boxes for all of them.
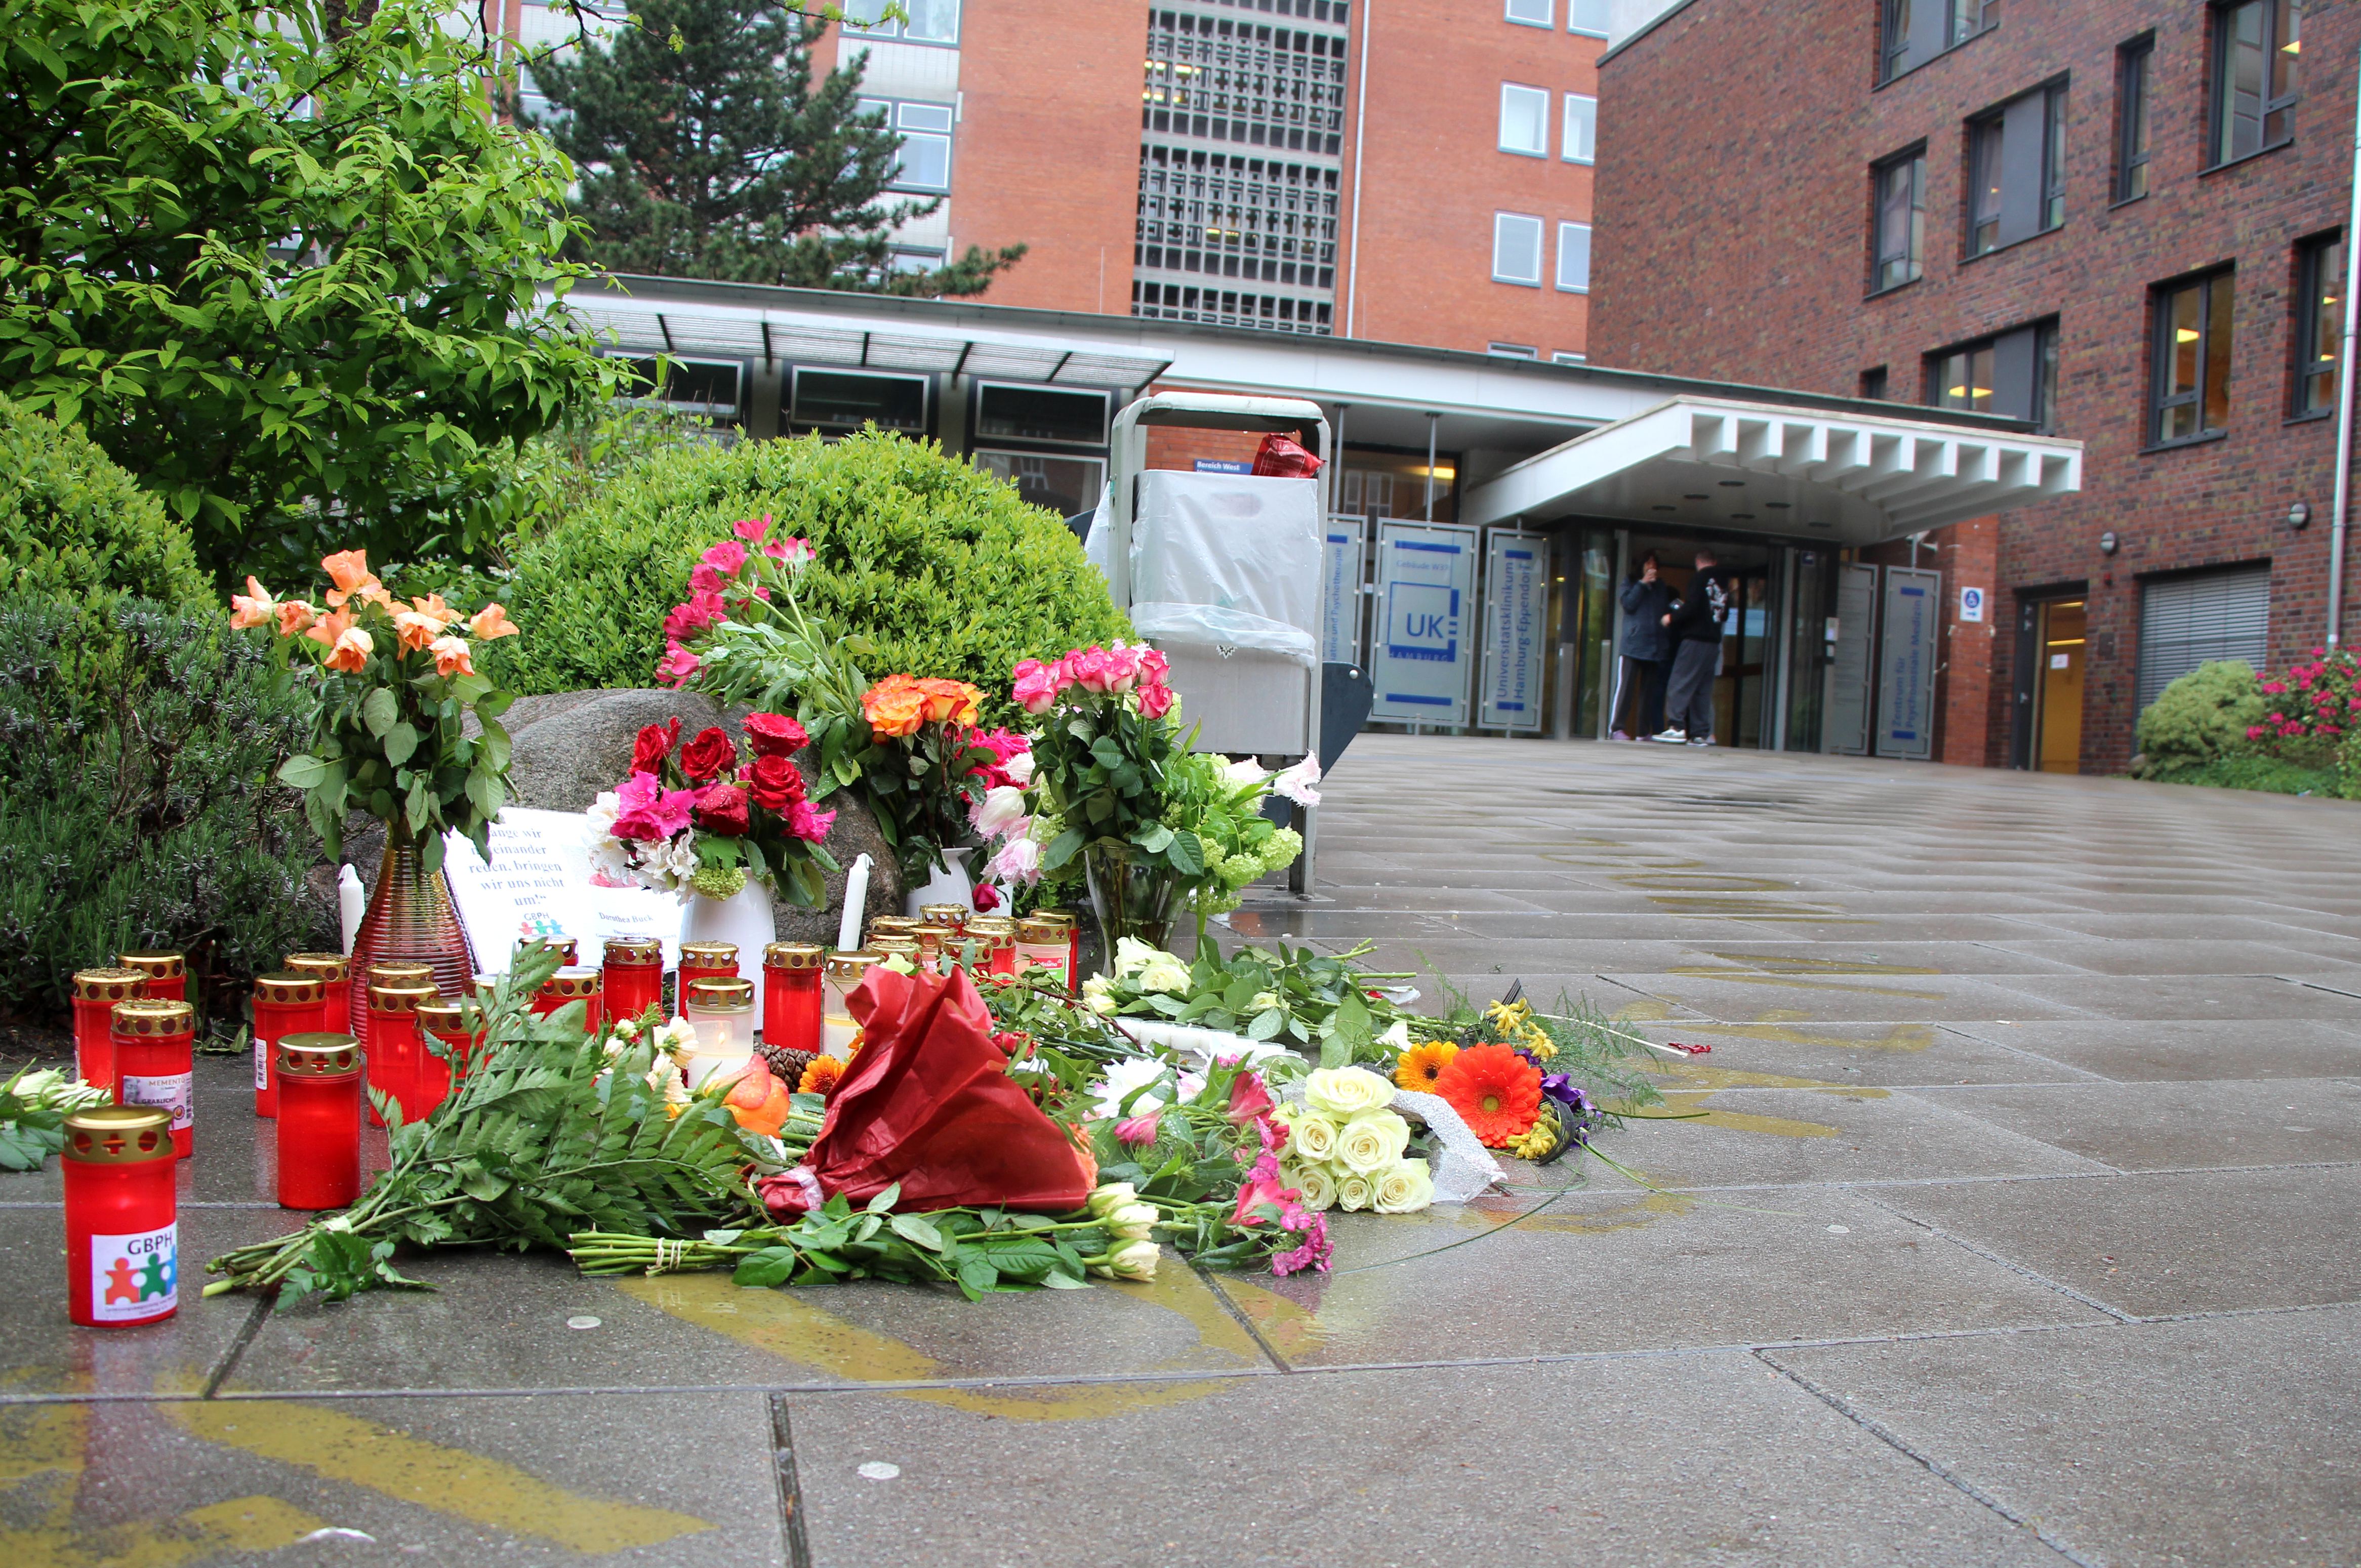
[2030,598,2087,772]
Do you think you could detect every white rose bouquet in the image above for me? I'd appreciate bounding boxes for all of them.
[1276,1066,1433,1215]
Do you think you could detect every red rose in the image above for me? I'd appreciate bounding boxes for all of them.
[679,726,737,781]
[746,753,805,815]
[631,719,680,775]
[694,782,750,836]
[744,712,808,758]
[971,882,1001,912]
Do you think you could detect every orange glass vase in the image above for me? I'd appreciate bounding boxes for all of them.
[345,829,475,1037]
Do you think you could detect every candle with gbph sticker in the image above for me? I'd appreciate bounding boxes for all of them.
[111,999,195,1159]
[62,1105,178,1327]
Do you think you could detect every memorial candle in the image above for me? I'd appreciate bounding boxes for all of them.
[69,967,145,1097]
[110,999,195,1159]
[602,938,664,1027]
[274,1034,363,1211]
[251,970,325,1119]
[283,952,351,1036]
[365,979,436,1125]
[761,943,823,1054]
[62,1106,178,1328]
[116,951,186,1002]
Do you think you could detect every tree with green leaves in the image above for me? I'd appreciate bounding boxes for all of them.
[0,0,624,581]
[525,0,1024,295]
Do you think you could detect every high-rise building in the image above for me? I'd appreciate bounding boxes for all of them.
[1590,0,2355,771]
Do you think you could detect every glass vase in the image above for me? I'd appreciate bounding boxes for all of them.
[346,828,475,1036]
[1082,845,1178,972]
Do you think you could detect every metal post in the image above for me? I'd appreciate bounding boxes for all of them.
[1422,412,1440,520]
[2330,48,2361,646]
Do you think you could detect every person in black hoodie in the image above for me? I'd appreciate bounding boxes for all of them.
[1610,550,1674,740]
[1651,548,1729,746]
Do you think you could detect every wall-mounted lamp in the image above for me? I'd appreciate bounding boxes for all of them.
[2099,530,2120,556]
[2289,501,2312,530]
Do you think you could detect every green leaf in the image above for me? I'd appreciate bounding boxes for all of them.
[1166,830,1205,876]
[1136,822,1174,853]
[1246,1007,1285,1041]
[888,1214,944,1252]
[867,1183,902,1213]
[382,721,419,767]
[277,753,334,789]
[732,1247,798,1288]
[1326,987,1372,1069]
[1042,828,1084,873]
[360,687,399,738]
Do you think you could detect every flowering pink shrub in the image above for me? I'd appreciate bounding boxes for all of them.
[2250,646,2361,749]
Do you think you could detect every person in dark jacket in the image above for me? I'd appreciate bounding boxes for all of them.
[1652,548,1729,746]
[1610,551,1674,740]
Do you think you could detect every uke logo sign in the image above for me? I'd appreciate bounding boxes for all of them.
[90,1225,177,1323]
[1372,524,1478,725]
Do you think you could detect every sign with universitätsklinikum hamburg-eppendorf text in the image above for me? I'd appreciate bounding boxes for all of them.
[1370,521,1478,726]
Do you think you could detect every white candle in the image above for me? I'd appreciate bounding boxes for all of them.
[835,853,872,953]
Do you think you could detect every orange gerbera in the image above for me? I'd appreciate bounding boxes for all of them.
[914,676,983,726]
[797,1055,846,1096]
[859,674,928,740]
[1431,1043,1542,1148]
[1393,1039,1459,1093]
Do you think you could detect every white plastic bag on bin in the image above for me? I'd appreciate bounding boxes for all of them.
[1125,471,1323,668]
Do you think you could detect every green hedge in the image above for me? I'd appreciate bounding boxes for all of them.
[483,430,1130,715]
[0,397,211,610]
[0,599,330,1026]
[2133,660,2266,777]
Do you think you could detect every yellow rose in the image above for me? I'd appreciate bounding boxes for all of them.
[1336,1173,1373,1212]
[1372,1159,1434,1214]
[1281,1106,1338,1162]
[1335,1110,1411,1174]
[1282,1159,1337,1211]
[1305,1066,1393,1120]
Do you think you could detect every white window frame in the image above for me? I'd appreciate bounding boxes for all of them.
[1562,92,1597,163]
[1552,350,1589,364]
[1493,212,1545,285]
[1498,83,1550,156]
[859,97,956,193]
[1556,220,1592,293]
[1567,0,1610,36]
[843,0,960,46]
[1488,342,1539,358]
[1504,0,1554,25]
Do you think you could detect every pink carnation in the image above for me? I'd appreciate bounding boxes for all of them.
[663,590,726,644]
[656,641,701,687]
[732,516,772,543]
[1272,1205,1332,1275]
[786,800,837,843]
[701,539,748,575]
[1115,1111,1161,1147]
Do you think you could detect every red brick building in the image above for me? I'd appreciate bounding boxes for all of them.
[1591,0,2355,771]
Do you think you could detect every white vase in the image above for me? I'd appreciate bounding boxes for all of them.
[679,884,776,980]
[905,846,975,917]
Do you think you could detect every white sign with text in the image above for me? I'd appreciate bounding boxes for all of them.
[442,808,685,973]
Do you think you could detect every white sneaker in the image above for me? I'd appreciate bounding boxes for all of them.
[1686,736,1716,747]
[1648,728,1688,744]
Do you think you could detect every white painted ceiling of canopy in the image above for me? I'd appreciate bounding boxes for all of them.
[1461,395,2083,546]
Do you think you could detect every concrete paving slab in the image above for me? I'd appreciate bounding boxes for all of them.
[1941,1019,2361,1081]
[0,1390,778,1565]
[1920,1078,2361,1170]
[1593,970,2100,1023]
[1765,1308,2361,1568]
[1872,1165,2361,1316]
[1971,938,2361,976]
[788,1355,2063,1568]
[1934,971,2361,1022]
[1626,1020,2096,1087]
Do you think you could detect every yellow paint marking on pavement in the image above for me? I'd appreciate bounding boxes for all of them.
[1668,1012,1937,1053]
[1648,1059,1891,1097]
[165,1400,708,1551]
[1213,1277,1330,1361]
[1659,1093,1843,1140]
[619,1272,1238,1422]
[1461,1189,1695,1235]
[1658,971,1949,1000]
[177,1497,331,1555]
[1699,951,1944,976]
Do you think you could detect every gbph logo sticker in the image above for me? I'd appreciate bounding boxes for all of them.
[90,1225,177,1322]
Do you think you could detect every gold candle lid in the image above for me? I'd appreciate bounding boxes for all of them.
[870,936,920,958]
[1016,917,1068,943]
[278,1031,363,1078]
[866,916,920,937]
[117,950,185,978]
[918,903,969,928]
[254,970,324,1005]
[417,1000,470,1033]
[367,981,438,1013]
[369,960,434,985]
[678,941,738,966]
[965,917,1017,937]
[1033,909,1078,930]
[763,942,824,970]
[603,937,662,963]
[538,966,602,999]
[910,925,952,951]
[72,966,147,1003]
[63,1105,174,1163]
[824,951,881,984]
[284,952,350,982]
[684,976,755,1010]
[110,998,194,1036]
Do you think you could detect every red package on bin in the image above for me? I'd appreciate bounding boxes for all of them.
[1250,433,1324,477]
[756,964,1097,1218]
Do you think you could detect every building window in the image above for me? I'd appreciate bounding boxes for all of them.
[975,383,1113,445]
[621,357,742,425]
[2151,271,2235,444]
[1499,83,1550,156]
[858,98,955,191]
[1556,221,1591,292]
[1927,320,2058,427]
[1966,82,2066,258]
[790,368,927,431]
[1871,148,1926,292]
[1567,0,1609,37]
[1488,342,1539,358]
[2115,37,2153,200]
[972,451,1105,518]
[2211,0,2299,165]
[1504,0,1553,25]
[1563,93,1597,163]
[2137,565,2272,711]
[1880,0,1994,84]
[2296,233,2344,415]
[1552,350,1588,364]
[1860,366,1890,399]
[843,0,959,44]
[1493,212,1544,285]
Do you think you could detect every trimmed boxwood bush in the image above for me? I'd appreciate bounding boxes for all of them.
[2133,660,2267,777]
[0,397,212,609]
[483,430,1130,716]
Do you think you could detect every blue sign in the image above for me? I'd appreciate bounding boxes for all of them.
[1193,458,1251,474]
[1480,531,1548,730]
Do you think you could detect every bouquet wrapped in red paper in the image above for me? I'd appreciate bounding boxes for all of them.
[757,965,1097,1217]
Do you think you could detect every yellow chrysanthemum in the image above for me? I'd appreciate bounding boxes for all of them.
[1393,1039,1459,1092]
[1484,999,1558,1061]
[1505,1118,1558,1160]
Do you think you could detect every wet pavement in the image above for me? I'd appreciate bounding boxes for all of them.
[5,734,2359,1565]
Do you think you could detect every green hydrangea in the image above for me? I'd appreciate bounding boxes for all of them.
[689,863,748,900]
[1217,852,1264,888]
[1260,828,1304,873]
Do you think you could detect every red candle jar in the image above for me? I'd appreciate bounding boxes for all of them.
[761,943,823,1053]
[676,942,738,1006]
[602,937,664,1027]
[110,1000,195,1160]
[1014,917,1071,988]
[275,1033,363,1210]
[911,925,955,973]
[70,968,146,1096]
[250,970,323,1120]
[62,1105,178,1327]
[416,1000,473,1112]
[365,980,435,1126]
[515,935,578,968]
[116,950,186,1002]
[535,967,603,1034]
[965,917,1018,978]
[283,952,351,1037]
[1035,910,1081,985]
[918,902,969,934]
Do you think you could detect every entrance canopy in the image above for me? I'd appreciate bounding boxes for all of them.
[1461,395,2082,546]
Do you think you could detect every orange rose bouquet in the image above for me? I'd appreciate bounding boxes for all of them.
[850,672,1001,888]
[230,549,520,872]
